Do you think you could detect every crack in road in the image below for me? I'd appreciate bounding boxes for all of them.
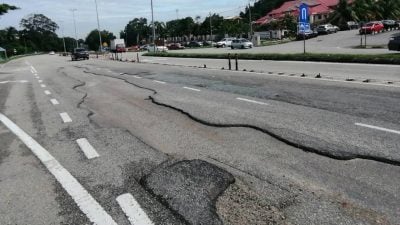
[79,68,400,167]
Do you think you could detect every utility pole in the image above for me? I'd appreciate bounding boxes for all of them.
[209,12,213,41]
[70,9,78,48]
[59,20,67,53]
[249,2,253,39]
[151,0,156,47]
[94,0,103,52]
[176,9,179,20]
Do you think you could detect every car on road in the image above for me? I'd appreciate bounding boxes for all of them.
[216,38,234,48]
[231,38,253,49]
[317,24,338,34]
[388,33,400,51]
[359,22,384,34]
[147,44,168,52]
[49,51,55,55]
[71,48,89,61]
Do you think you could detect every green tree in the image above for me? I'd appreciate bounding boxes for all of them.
[0,3,19,16]
[121,18,149,46]
[85,29,115,50]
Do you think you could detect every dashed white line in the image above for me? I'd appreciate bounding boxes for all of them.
[0,113,117,225]
[153,80,166,84]
[133,75,142,79]
[0,80,29,84]
[36,77,40,79]
[40,84,46,88]
[76,138,100,159]
[183,87,201,92]
[60,112,72,123]
[44,90,51,95]
[38,80,43,83]
[50,99,59,105]
[236,97,269,106]
[355,123,400,135]
[116,193,154,225]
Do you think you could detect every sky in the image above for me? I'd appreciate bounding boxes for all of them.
[0,0,251,39]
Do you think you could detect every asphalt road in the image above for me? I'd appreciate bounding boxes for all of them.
[0,55,399,225]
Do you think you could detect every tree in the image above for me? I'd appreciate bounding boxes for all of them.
[121,17,149,46]
[0,3,19,16]
[85,29,115,50]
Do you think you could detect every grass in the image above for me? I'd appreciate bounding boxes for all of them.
[0,53,39,64]
[143,52,400,65]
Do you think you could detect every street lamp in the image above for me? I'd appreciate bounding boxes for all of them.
[70,8,78,48]
[59,20,67,53]
[94,0,103,52]
[151,0,156,46]
[209,12,213,41]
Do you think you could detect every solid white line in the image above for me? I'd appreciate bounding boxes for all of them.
[50,99,59,105]
[60,112,72,123]
[76,138,100,159]
[0,80,29,84]
[40,84,46,88]
[236,97,269,106]
[355,123,400,135]
[183,87,201,92]
[44,90,51,95]
[153,80,166,84]
[0,113,117,225]
[116,193,154,225]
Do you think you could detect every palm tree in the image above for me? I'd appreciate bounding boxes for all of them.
[329,0,358,27]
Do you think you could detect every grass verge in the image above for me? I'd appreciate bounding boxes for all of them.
[143,52,400,65]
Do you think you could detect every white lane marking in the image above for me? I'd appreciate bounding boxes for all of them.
[38,80,43,83]
[50,99,59,105]
[30,66,37,73]
[60,112,72,123]
[183,87,201,92]
[40,84,46,88]
[76,138,100,159]
[36,77,40,79]
[133,75,142,79]
[153,80,166,84]
[116,193,154,225]
[44,90,51,95]
[355,123,400,135]
[236,97,269,106]
[0,113,117,225]
[0,80,29,84]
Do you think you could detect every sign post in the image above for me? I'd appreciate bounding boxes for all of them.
[299,3,309,54]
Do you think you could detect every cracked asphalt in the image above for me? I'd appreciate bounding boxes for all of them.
[0,54,399,225]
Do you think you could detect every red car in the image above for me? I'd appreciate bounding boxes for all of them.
[167,43,185,50]
[359,22,384,34]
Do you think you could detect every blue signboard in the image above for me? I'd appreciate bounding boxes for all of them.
[298,22,311,33]
[299,3,309,23]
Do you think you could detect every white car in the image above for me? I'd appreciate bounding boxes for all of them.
[216,38,234,48]
[231,39,253,49]
[49,51,55,55]
[147,44,168,52]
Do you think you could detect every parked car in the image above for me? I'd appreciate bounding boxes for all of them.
[382,20,397,31]
[317,24,338,34]
[147,44,168,52]
[187,41,203,48]
[359,22,384,34]
[231,38,253,49]
[388,33,400,51]
[202,41,216,47]
[296,30,318,40]
[168,43,185,50]
[346,21,359,30]
[216,38,234,48]
[71,48,89,61]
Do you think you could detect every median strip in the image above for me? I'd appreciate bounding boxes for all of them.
[76,138,100,159]
[0,113,117,225]
[116,193,154,225]
[236,97,269,106]
[60,112,72,123]
[355,123,400,135]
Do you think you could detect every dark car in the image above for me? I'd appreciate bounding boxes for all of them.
[382,20,397,31]
[168,43,185,50]
[296,30,318,40]
[71,48,89,61]
[388,33,400,51]
[187,41,203,48]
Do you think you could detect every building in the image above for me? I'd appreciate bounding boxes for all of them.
[255,0,343,25]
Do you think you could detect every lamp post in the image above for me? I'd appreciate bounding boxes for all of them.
[94,0,103,52]
[151,0,156,46]
[70,8,78,48]
[209,12,213,41]
[59,20,67,54]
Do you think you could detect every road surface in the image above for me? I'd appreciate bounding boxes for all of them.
[0,55,399,225]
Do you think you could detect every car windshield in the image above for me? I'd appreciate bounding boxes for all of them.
[75,48,85,52]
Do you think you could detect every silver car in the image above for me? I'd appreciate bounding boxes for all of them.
[231,38,253,49]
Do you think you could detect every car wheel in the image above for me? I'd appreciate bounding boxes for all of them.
[222,44,226,48]
[231,46,234,49]
[249,45,252,48]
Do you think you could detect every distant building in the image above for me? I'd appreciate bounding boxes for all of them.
[255,0,346,25]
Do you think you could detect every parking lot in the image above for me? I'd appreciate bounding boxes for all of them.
[169,30,399,54]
